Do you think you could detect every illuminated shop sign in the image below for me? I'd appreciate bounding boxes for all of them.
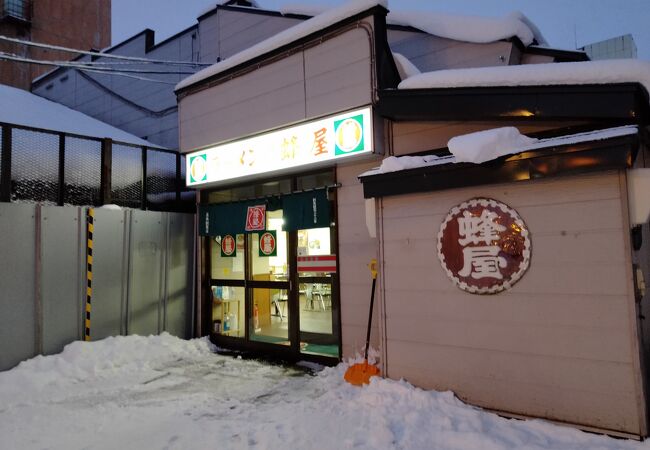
[186,107,373,187]
[437,198,531,294]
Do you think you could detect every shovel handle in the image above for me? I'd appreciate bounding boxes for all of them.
[364,268,377,361]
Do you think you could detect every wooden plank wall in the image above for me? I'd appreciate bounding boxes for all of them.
[379,172,646,435]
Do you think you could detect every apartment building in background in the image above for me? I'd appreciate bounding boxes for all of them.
[0,0,110,89]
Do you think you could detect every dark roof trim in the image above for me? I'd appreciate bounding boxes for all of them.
[176,5,389,97]
[525,45,589,62]
[359,134,638,199]
[197,3,312,23]
[378,83,650,123]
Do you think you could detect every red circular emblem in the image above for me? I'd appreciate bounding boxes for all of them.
[260,232,276,255]
[221,235,236,256]
[437,198,531,294]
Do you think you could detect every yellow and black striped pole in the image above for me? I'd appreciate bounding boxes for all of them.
[85,208,94,341]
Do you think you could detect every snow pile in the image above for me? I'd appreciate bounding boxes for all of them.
[177,0,387,91]
[1,333,648,449]
[0,84,163,148]
[392,52,421,79]
[448,126,538,163]
[398,59,650,95]
[389,10,543,47]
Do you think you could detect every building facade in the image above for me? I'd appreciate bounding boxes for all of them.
[173,0,650,438]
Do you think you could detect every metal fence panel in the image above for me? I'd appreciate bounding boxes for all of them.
[41,206,82,354]
[0,203,36,370]
[91,208,128,340]
[111,144,142,208]
[64,137,102,206]
[128,210,165,336]
[164,212,194,338]
[147,149,176,210]
[11,128,59,204]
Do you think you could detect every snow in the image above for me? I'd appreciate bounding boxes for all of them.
[279,5,546,46]
[177,0,387,91]
[1,333,648,449]
[392,52,421,79]
[388,10,542,47]
[449,126,538,164]
[0,84,164,148]
[398,59,650,95]
[360,125,638,176]
[99,204,123,210]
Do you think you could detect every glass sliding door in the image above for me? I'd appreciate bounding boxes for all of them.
[249,209,291,346]
[210,234,245,338]
[297,227,339,357]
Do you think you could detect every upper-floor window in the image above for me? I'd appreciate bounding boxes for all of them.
[2,0,30,21]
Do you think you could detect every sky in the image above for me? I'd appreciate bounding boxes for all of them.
[112,0,650,60]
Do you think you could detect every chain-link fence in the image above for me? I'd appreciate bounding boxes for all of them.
[0,122,193,212]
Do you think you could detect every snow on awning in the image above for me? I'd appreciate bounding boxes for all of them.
[359,125,639,177]
[176,0,387,92]
[0,84,165,148]
[398,59,650,96]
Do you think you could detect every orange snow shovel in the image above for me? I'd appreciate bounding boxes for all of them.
[344,258,381,386]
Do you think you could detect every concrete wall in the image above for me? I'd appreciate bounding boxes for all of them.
[377,171,646,436]
[0,203,195,371]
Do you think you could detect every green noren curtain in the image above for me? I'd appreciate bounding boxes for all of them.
[199,189,330,236]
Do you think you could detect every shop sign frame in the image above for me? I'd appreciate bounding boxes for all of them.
[437,198,531,294]
[186,107,374,187]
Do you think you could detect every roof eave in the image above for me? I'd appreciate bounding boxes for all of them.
[359,133,639,199]
[378,83,650,124]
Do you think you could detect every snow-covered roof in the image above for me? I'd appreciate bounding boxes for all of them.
[0,84,165,148]
[398,59,650,95]
[177,0,387,91]
[280,5,545,46]
[359,125,639,177]
[179,0,548,92]
[388,10,544,47]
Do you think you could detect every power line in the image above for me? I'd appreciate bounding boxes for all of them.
[0,53,180,84]
[0,52,198,75]
[0,34,212,67]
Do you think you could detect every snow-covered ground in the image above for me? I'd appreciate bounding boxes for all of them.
[1,334,648,450]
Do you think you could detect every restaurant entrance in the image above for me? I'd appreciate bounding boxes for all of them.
[204,172,340,361]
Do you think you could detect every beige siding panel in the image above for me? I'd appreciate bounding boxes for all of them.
[391,121,588,155]
[217,10,302,59]
[387,30,513,72]
[381,172,621,218]
[387,340,640,434]
[385,290,629,331]
[304,27,372,118]
[179,53,306,151]
[337,161,380,359]
[380,171,643,434]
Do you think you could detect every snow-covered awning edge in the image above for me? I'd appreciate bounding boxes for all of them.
[175,0,388,92]
[398,60,650,99]
[359,125,639,178]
